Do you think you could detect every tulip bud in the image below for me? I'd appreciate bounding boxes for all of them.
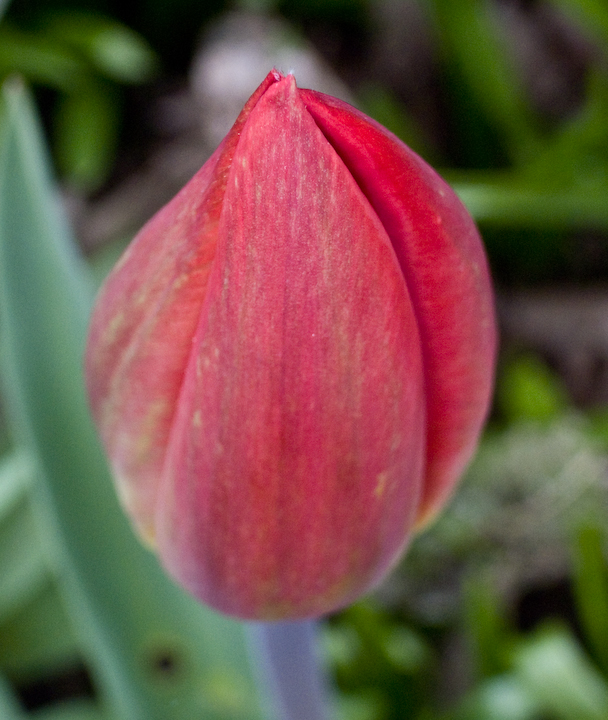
[85,70,496,620]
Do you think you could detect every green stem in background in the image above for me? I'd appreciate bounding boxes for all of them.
[571,524,608,677]
[453,179,608,231]
[248,621,330,720]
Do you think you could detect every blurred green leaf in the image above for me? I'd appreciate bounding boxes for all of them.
[431,0,539,164]
[0,24,87,92]
[54,81,120,190]
[463,576,512,679]
[334,690,385,720]
[0,580,82,675]
[586,408,608,450]
[513,623,608,720]
[382,626,431,675]
[449,51,608,233]
[0,11,159,193]
[520,71,608,191]
[497,354,569,424]
[452,175,608,231]
[453,676,539,720]
[571,524,608,675]
[327,602,433,720]
[42,12,158,84]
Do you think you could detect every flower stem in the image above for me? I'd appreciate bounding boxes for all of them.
[247,620,331,720]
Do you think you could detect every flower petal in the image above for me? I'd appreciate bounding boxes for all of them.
[85,71,282,540]
[300,89,497,525]
[155,75,426,619]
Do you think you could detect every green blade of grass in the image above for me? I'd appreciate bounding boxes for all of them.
[571,524,608,675]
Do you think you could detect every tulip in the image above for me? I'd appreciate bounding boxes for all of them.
[85,70,496,620]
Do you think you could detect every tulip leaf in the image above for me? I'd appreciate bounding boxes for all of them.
[0,77,262,720]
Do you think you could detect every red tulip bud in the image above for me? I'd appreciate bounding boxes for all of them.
[85,70,496,620]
